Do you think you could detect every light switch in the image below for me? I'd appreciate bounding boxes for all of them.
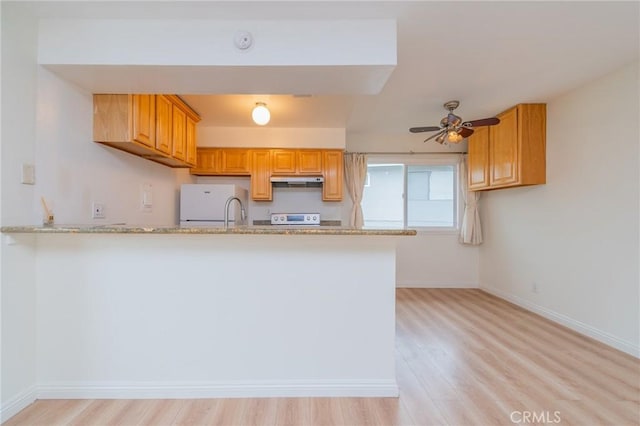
[21,163,35,185]
[141,183,153,212]
[143,191,153,207]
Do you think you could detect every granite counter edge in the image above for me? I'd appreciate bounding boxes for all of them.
[0,225,417,236]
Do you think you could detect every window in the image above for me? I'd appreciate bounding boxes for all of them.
[361,159,458,229]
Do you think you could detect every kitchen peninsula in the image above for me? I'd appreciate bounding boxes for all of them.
[1,225,415,400]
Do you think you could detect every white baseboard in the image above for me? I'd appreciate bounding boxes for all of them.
[396,280,478,288]
[482,285,640,358]
[1,385,37,423]
[36,379,399,399]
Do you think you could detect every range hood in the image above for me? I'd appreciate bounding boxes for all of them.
[270,176,324,188]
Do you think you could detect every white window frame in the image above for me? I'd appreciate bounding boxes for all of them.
[364,154,462,234]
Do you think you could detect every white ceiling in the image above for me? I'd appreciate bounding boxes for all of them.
[21,1,640,135]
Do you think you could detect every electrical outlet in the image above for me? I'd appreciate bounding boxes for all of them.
[92,202,105,219]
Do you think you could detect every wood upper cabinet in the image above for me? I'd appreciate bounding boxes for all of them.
[190,148,251,175]
[191,148,219,174]
[185,116,198,167]
[93,94,200,168]
[251,150,272,201]
[271,150,297,175]
[322,150,344,201]
[490,106,518,186]
[167,95,201,167]
[171,104,187,161]
[131,94,155,147]
[155,95,173,155]
[190,147,344,201]
[467,103,546,191]
[467,126,490,190]
[220,149,251,174]
[94,94,155,148]
[271,149,323,175]
[297,150,323,175]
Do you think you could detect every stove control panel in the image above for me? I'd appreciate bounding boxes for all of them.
[270,213,320,225]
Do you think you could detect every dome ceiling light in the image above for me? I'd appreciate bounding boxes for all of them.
[252,102,270,126]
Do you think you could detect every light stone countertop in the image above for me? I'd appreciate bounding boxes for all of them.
[0,224,417,236]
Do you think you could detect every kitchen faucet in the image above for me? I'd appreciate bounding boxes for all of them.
[224,196,246,228]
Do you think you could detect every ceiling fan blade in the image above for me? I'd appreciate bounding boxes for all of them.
[458,127,474,138]
[423,129,446,143]
[462,117,500,127]
[410,126,442,133]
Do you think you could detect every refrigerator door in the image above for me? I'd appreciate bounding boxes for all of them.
[180,184,248,224]
[180,184,232,223]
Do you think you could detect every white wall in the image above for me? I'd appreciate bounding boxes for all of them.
[1,3,39,421]
[1,3,38,224]
[347,131,467,155]
[198,127,345,149]
[35,67,194,226]
[479,61,639,356]
[396,232,479,287]
[1,234,37,421]
[1,4,200,419]
[4,41,196,227]
[33,233,398,398]
[37,18,395,95]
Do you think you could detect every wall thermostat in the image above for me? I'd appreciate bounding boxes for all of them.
[234,31,253,50]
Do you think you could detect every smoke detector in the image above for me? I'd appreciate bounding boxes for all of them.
[234,31,253,50]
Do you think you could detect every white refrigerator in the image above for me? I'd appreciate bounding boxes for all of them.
[180,184,248,226]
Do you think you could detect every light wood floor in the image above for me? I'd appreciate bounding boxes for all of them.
[5,289,640,426]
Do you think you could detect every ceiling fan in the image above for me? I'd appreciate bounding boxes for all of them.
[409,100,500,144]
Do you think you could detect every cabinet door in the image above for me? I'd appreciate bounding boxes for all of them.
[172,105,187,161]
[322,150,343,201]
[519,104,547,186]
[298,150,323,175]
[185,116,198,167]
[93,94,130,142]
[132,94,155,147]
[155,95,172,155]
[271,150,296,175]
[490,106,519,186]
[220,149,250,174]
[191,149,219,174]
[251,150,272,201]
[467,126,490,190]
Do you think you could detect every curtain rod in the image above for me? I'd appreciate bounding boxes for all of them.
[344,151,466,155]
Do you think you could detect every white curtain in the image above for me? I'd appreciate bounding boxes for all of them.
[459,156,483,245]
[344,153,368,228]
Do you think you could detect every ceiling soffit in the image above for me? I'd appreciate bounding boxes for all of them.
[38,18,397,95]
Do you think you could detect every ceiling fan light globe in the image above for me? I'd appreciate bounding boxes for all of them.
[447,130,463,143]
